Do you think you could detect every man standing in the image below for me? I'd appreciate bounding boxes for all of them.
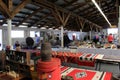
[107,33,114,43]
[63,33,70,47]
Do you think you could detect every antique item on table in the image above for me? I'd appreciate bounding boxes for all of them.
[61,66,112,80]
[37,42,61,80]
[41,42,52,61]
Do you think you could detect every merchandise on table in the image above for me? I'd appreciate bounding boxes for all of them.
[61,66,112,80]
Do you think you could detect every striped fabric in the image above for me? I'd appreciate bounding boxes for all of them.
[52,51,104,67]
[61,66,112,80]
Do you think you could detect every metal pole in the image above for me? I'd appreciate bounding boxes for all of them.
[7,19,12,48]
[61,26,64,48]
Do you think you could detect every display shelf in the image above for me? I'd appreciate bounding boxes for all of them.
[5,50,31,78]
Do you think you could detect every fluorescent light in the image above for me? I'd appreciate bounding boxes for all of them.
[19,25,27,27]
[0,20,3,22]
[92,0,112,27]
[55,29,58,30]
[40,27,46,29]
[31,27,37,28]
[48,28,53,30]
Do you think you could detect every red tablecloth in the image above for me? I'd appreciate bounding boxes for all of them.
[61,66,112,80]
[52,51,103,67]
[26,50,104,67]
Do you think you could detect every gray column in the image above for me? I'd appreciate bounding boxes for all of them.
[89,31,92,40]
[7,19,12,48]
[61,26,64,48]
[118,6,120,43]
[80,29,82,41]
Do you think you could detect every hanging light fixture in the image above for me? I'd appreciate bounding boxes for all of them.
[92,0,112,27]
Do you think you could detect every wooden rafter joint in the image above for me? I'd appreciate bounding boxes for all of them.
[11,0,31,18]
[0,0,12,18]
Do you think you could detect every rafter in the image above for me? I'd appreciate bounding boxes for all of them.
[30,13,51,27]
[87,6,114,20]
[64,0,78,7]
[8,0,13,11]
[13,3,38,11]
[0,0,11,18]
[42,19,56,28]
[19,11,44,18]
[70,3,88,11]
[84,1,114,17]
[11,0,31,18]
[51,10,61,25]
[33,0,102,29]
[54,7,71,26]
[16,7,43,26]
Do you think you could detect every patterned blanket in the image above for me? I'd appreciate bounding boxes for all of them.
[61,66,112,80]
[52,51,104,67]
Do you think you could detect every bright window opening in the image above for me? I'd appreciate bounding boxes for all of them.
[11,30,24,38]
[30,31,40,37]
[107,28,118,35]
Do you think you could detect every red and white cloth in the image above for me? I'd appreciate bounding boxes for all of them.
[61,66,112,80]
[52,52,104,67]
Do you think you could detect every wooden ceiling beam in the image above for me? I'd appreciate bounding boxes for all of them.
[19,11,30,15]
[11,0,31,18]
[30,13,51,27]
[32,2,63,26]
[16,7,43,26]
[71,3,88,11]
[51,10,61,25]
[0,6,8,18]
[75,18,81,30]
[64,0,78,7]
[33,0,102,29]
[0,0,11,18]
[54,7,71,27]
[19,11,44,18]
[55,8,64,25]
[14,3,38,11]
[42,20,55,28]
[86,6,114,19]
[8,0,13,11]
[79,18,86,30]
[85,1,114,17]
[14,15,26,18]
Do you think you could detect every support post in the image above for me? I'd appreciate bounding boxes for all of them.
[7,19,12,48]
[89,31,92,40]
[80,29,82,41]
[118,6,120,43]
[61,26,64,48]
[90,24,93,40]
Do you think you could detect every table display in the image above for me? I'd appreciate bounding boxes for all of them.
[5,50,32,78]
[61,66,112,80]
[1,49,115,80]
[96,55,120,71]
[52,51,104,67]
